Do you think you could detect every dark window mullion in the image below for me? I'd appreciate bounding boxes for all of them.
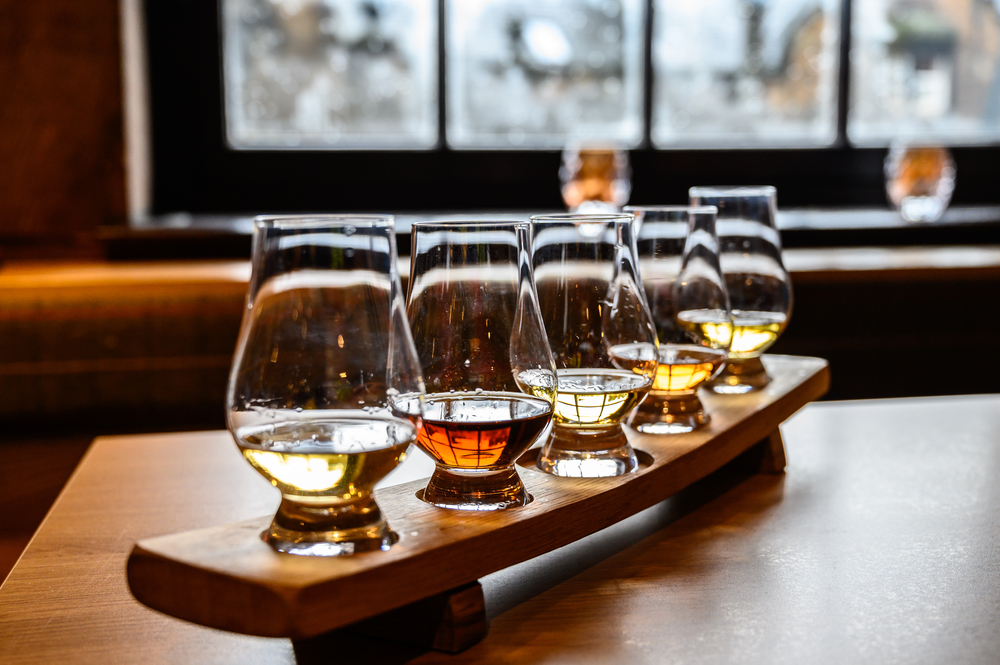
[642,0,655,149]
[836,0,853,147]
[437,0,447,150]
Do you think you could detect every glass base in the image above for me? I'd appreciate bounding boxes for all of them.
[263,495,396,556]
[419,466,530,511]
[537,424,638,477]
[626,391,708,434]
[708,357,771,394]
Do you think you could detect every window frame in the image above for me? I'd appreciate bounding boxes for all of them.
[144,0,1000,216]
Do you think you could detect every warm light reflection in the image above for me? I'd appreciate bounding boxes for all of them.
[243,450,349,492]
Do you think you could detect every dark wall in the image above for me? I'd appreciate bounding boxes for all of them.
[0,0,127,259]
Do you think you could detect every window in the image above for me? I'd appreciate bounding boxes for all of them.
[223,0,437,148]
[850,0,1000,144]
[446,0,645,148]
[143,0,1000,214]
[651,0,841,146]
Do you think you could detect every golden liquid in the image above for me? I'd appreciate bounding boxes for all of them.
[652,345,728,394]
[237,417,414,500]
[551,369,651,428]
[675,309,734,349]
[678,309,786,359]
[608,342,660,379]
[728,310,786,358]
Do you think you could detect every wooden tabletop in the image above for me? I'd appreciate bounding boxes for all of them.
[3,394,1000,663]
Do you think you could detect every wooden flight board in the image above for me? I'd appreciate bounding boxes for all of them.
[127,355,829,643]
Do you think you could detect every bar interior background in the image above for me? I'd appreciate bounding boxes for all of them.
[1,0,998,576]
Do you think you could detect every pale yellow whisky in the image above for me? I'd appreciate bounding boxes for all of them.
[727,310,786,358]
[551,369,651,428]
[651,345,728,393]
[237,416,415,499]
[678,309,786,359]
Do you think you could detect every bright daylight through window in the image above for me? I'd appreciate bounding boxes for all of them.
[446,0,645,148]
[850,0,1000,143]
[651,0,840,146]
[223,0,438,148]
[221,0,1000,149]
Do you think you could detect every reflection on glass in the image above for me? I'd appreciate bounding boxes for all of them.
[226,216,425,556]
[626,206,731,434]
[851,0,1000,143]
[651,0,840,146]
[405,221,556,510]
[531,213,658,477]
[689,186,792,394]
[447,0,645,148]
[223,0,437,148]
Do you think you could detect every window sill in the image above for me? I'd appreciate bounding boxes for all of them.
[98,206,1000,261]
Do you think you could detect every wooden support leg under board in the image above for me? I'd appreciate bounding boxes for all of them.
[335,581,489,653]
[758,428,787,474]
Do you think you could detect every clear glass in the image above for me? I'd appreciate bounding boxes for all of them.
[222,0,437,149]
[405,221,556,510]
[560,145,632,212]
[885,142,956,222]
[226,215,425,556]
[625,207,731,434]
[531,213,658,477]
[688,187,792,393]
[651,0,841,147]
[446,0,645,148]
[850,0,1000,144]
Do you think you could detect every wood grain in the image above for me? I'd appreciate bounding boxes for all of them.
[0,261,249,427]
[0,246,995,426]
[125,356,828,639]
[4,392,1000,663]
[409,393,1000,665]
[0,0,125,259]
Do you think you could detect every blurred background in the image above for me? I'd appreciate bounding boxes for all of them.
[5,0,1000,251]
[1,0,999,575]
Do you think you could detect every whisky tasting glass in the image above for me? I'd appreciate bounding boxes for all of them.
[227,215,424,556]
[885,142,955,222]
[405,221,556,510]
[531,213,658,477]
[689,186,793,393]
[625,206,731,434]
[560,145,632,213]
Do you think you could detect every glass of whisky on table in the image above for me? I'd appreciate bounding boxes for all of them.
[625,206,731,434]
[531,213,659,477]
[226,215,425,556]
[688,187,793,393]
[404,221,557,510]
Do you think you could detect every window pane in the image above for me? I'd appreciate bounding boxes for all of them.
[223,0,437,149]
[651,0,841,147]
[446,0,645,149]
[850,0,1000,144]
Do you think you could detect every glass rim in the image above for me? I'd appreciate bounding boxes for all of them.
[688,186,776,197]
[253,214,395,230]
[529,213,633,223]
[624,205,718,215]
[410,219,529,229]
